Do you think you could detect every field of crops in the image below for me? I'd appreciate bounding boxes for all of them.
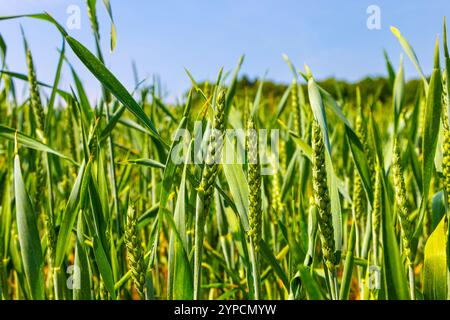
[0,3,449,301]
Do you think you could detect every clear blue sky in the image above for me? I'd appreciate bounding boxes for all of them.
[0,0,449,103]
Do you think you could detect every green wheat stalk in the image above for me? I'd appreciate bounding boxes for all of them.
[193,89,226,299]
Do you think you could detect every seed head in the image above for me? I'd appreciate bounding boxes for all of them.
[247,116,262,251]
[372,166,382,263]
[125,205,146,299]
[311,120,335,272]
[291,79,302,137]
[198,89,226,211]
[392,139,413,263]
[26,48,45,137]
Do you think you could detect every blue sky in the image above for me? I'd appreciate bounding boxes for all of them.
[0,0,449,103]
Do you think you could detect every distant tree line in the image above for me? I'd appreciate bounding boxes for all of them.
[190,75,422,109]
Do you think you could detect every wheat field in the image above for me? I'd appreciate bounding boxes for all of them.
[0,2,449,301]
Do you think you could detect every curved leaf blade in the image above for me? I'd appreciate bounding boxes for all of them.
[14,154,44,299]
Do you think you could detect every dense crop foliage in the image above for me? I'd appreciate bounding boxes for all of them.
[0,3,449,300]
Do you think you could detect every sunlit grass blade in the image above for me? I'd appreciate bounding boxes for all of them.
[390,26,428,90]
[54,160,89,267]
[0,125,75,163]
[423,217,447,299]
[14,149,44,299]
[415,38,442,238]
